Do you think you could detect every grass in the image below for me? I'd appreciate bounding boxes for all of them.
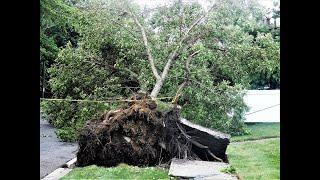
[61,163,171,180]
[231,123,280,142]
[220,165,237,174]
[227,138,280,180]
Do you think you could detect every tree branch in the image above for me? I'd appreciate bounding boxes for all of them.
[151,3,218,98]
[182,4,217,42]
[82,57,139,79]
[179,0,184,38]
[172,50,200,104]
[161,4,218,81]
[108,18,140,40]
[127,10,161,80]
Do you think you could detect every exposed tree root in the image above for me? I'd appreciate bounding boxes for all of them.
[76,93,226,167]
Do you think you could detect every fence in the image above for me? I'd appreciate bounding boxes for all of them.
[244,90,280,122]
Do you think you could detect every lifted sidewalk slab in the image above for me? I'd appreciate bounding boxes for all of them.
[169,158,237,179]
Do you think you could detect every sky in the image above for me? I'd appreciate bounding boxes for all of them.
[133,0,279,26]
[133,0,277,9]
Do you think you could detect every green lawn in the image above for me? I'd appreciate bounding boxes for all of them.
[61,163,171,180]
[227,138,280,180]
[231,123,280,142]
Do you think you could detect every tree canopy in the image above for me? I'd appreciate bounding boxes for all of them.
[41,0,280,141]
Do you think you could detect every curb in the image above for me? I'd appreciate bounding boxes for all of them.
[62,157,77,168]
[41,168,72,180]
[41,158,77,180]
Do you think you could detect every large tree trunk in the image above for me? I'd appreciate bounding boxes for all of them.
[128,4,218,99]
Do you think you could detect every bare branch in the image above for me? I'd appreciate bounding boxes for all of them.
[151,3,218,98]
[127,10,161,80]
[148,2,218,98]
[182,4,218,42]
[186,51,200,76]
[172,50,200,104]
[179,0,184,38]
[161,4,218,81]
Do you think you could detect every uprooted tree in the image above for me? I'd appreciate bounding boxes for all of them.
[42,0,280,142]
[77,93,230,167]
[76,0,233,167]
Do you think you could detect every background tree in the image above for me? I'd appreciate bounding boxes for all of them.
[40,0,80,97]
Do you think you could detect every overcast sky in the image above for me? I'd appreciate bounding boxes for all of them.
[133,0,279,24]
[133,0,276,9]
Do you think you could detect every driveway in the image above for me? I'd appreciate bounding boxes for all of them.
[40,116,78,179]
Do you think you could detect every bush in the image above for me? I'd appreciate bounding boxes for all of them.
[41,100,119,142]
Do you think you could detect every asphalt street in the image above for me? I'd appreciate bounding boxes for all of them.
[40,116,78,179]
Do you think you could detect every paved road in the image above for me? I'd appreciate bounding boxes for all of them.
[40,116,78,179]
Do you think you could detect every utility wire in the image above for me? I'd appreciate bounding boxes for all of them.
[40,96,174,103]
[245,104,280,116]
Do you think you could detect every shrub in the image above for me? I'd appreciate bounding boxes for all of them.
[41,100,120,142]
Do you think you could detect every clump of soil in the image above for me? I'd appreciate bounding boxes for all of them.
[76,93,197,167]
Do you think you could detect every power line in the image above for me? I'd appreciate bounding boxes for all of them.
[40,96,174,103]
[245,104,280,116]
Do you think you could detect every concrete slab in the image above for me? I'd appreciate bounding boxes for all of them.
[180,118,231,139]
[179,118,230,161]
[168,158,237,179]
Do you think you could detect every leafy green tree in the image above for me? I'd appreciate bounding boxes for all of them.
[271,0,280,42]
[42,0,279,141]
[40,0,80,97]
